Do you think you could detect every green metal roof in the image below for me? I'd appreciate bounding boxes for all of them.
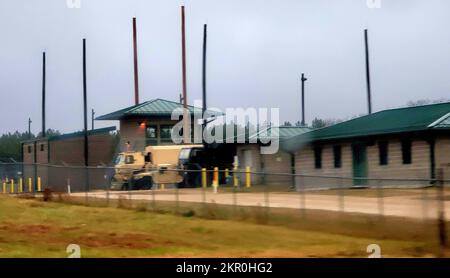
[230,126,311,152]
[282,102,450,152]
[96,98,222,120]
[48,126,116,142]
[21,127,116,144]
[250,126,312,142]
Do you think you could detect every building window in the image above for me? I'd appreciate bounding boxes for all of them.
[314,146,322,169]
[333,145,342,168]
[146,125,157,145]
[160,125,173,144]
[40,144,45,152]
[401,139,412,164]
[378,141,388,165]
[27,145,32,154]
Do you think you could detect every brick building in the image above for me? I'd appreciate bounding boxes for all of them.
[96,98,221,151]
[21,126,116,191]
[235,126,311,185]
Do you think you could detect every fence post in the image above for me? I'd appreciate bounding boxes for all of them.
[10,179,14,194]
[175,182,179,215]
[2,182,5,194]
[245,167,251,188]
[299,175,306,218]
[376,179,384,218]
[37,177,41,192]
[436,168,447,254]
[338,177,344,213]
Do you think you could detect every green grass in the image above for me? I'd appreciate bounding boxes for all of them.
[0,195,446,258]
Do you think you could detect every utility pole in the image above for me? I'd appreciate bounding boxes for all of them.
[28,118,32,139]
[42,52,46,137]
[180,6,189,143]
[202,24,207,142]
[301,73,308,127]
[83,38,88,167]
[364,29,372,114]
[82,38,89,201]
[91,109,95,130]
[132,17,140,105]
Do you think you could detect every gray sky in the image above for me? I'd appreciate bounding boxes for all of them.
[1,0,450,134]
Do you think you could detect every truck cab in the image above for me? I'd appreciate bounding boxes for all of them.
[178,147,207,187]
[112,145,202,190]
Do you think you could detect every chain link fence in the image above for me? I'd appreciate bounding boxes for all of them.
[1,162,449,253]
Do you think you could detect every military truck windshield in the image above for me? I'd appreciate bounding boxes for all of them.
[179,149,191,160]
[125,155,135,164]
[115,154,124,165]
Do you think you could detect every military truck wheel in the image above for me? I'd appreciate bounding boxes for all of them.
[140,176,153,190]
[121,183,129,191]
[129,176,153,190]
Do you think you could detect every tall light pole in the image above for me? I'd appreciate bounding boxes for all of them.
[28,118,32,139]
[42,52,46,137]
[364,29,372,114]
[91,109,95,130]
[301,73,308,127]
[181,6,189,143]
[132,17,140,105]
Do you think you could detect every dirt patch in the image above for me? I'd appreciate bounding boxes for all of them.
[75,232,176,249]
[61,226,82,231]
[0,223,53,235]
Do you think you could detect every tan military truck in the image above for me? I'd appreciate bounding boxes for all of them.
[111,145,203,190]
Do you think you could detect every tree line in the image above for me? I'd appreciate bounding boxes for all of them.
[0,129,60,162]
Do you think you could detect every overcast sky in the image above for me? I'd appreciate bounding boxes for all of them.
[0,0,449,134]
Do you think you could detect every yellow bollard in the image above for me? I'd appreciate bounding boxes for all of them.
[212,167,219,193]
[233,166,239,187]
[161,184,165,190]
[10,179,14,194]
[213,167,219,186]
[28,178,32,193]
[2,182,5,194]
[225,168,229,179]
[19,178,23,193]
[37,177,41,192]
[245,166,251,188]
[201,168,207,188]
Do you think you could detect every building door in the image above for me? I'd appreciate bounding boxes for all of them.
[352,143,368,186]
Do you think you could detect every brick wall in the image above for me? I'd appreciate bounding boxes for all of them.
[236,145,295,185]
[436,136,450,183]
[119,118,179,151]
[49,134,115,166]
[261,151,293,184]
[367,139,430,180]
[294,142,353,189]
[294,137,434,189]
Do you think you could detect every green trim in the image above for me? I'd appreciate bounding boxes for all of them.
[283,102,450,152]
[48,126,116,141]
[96,98,223,120]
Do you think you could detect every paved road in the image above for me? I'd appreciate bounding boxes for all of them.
[73,188,450,220]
